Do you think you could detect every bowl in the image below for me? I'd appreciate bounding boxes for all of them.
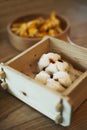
[7,13,70,51]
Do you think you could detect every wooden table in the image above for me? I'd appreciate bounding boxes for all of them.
[0,0,87,130]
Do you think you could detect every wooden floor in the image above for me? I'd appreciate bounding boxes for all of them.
[0,0,87,130]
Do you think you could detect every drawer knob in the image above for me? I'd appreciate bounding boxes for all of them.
[56,103,63,112]
[55,114,63,124]
[1,81,8,90]
[57,115,63,123]
[0,68,6,79]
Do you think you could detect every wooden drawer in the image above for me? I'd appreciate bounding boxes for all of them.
[0,36,87,127]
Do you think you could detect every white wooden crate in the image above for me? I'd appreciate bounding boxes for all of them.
[0,37,87,127]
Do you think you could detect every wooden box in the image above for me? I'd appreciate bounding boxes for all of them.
[0,37,87,127]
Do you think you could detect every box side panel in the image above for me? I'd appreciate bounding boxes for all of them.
[0,64,72,126]
[7,39,50,70]
[6,39,50,78]
[63,71,87,111]
[49,37,87,71]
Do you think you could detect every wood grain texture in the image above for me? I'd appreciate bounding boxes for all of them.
[0,0,87,130]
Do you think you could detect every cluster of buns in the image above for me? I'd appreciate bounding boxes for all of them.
[35,52,82,92]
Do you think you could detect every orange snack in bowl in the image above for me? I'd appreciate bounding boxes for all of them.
[11,12,63,38]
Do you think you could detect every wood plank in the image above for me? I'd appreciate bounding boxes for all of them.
[0,63,72,127]
[50,37,87,70]
[63,71,87,111]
